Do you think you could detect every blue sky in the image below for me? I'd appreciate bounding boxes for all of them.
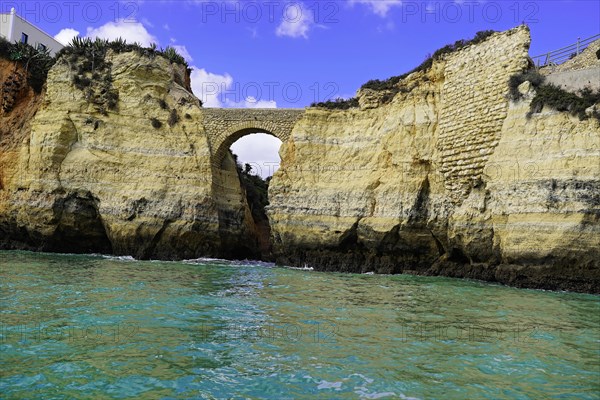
[2,0,599,175]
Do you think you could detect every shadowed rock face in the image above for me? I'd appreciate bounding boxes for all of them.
[1,26,599,293]
[48,192,113,254]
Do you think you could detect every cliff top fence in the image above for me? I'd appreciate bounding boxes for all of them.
[532,34,600,68]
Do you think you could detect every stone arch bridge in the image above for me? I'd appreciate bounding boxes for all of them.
[202,108,305,167]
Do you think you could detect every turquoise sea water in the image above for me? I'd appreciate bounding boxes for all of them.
[0,251,598,399]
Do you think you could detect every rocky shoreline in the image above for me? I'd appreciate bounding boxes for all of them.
[1,27,599,293]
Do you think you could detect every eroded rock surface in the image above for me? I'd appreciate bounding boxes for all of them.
[268,26,600,292]
[0,50,257,259]
[1,26,598,292]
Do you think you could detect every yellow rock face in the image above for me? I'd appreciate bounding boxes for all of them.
[486,93,599,268]
[1,50,258,259]
[269,71,446,272]
[1,26,598,292]
[268,26,600,292]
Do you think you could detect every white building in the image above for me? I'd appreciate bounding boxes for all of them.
[0,8,64,56]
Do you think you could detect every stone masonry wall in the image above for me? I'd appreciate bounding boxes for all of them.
[437,27,531,203]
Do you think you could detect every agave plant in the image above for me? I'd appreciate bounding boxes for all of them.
[160,46,188,67]
[2,39,54,92]
[9,42,46,71]
[109,37,127,52]
[69,36,87,49]
[55,37,190,68]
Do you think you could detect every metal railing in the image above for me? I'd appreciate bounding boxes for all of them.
[532,33,600,68]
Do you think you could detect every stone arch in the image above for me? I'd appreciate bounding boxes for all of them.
[201,108,304,259]
[202,108,304,258]
[211,122,290,168]
[201,108,304,168]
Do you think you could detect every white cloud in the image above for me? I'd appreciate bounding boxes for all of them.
[86,19,158,47]
[190,69,277,109]
[350,0,402,17]
[172,45,193,63]
[225,96,277,109]
[377,21,396,33]
[230,134,283,178]
[54,28,80,46]
[190,67,234,108]
[141,18,154,28]
[276,3,315,39]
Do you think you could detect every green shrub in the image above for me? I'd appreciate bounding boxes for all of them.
[0,37,55,93]
[529,85,600,121]
[161,46,187,66]
[508,70,545,100]
[0,37,11,55]
[234,156,270,223]
[72,74,93,89]
[158,99,168,110]
[105,90,119,109]
[311,97,359,110]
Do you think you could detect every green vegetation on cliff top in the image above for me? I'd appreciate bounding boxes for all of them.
[0,37,55,93]
[360,30,497,92]
[530,84,600,121]
[56,37,189,69]
[0,36,190,94]
[509,69,600,121]
[59,37,190,115]
[310,97,359,110]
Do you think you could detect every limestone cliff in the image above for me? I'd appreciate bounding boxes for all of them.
[1,27,598,293]
[0,49,260,259]
[269,26,600,292]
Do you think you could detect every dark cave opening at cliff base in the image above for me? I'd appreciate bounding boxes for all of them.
[212,133,282,261]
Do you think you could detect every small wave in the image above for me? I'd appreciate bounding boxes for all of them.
[231,260,276,268]
[287,264,314,271]
[317,380,343,390]
[99,255,136,261]
[357,392,401,399]
[183,257,230,264]
[183,258,276,268]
